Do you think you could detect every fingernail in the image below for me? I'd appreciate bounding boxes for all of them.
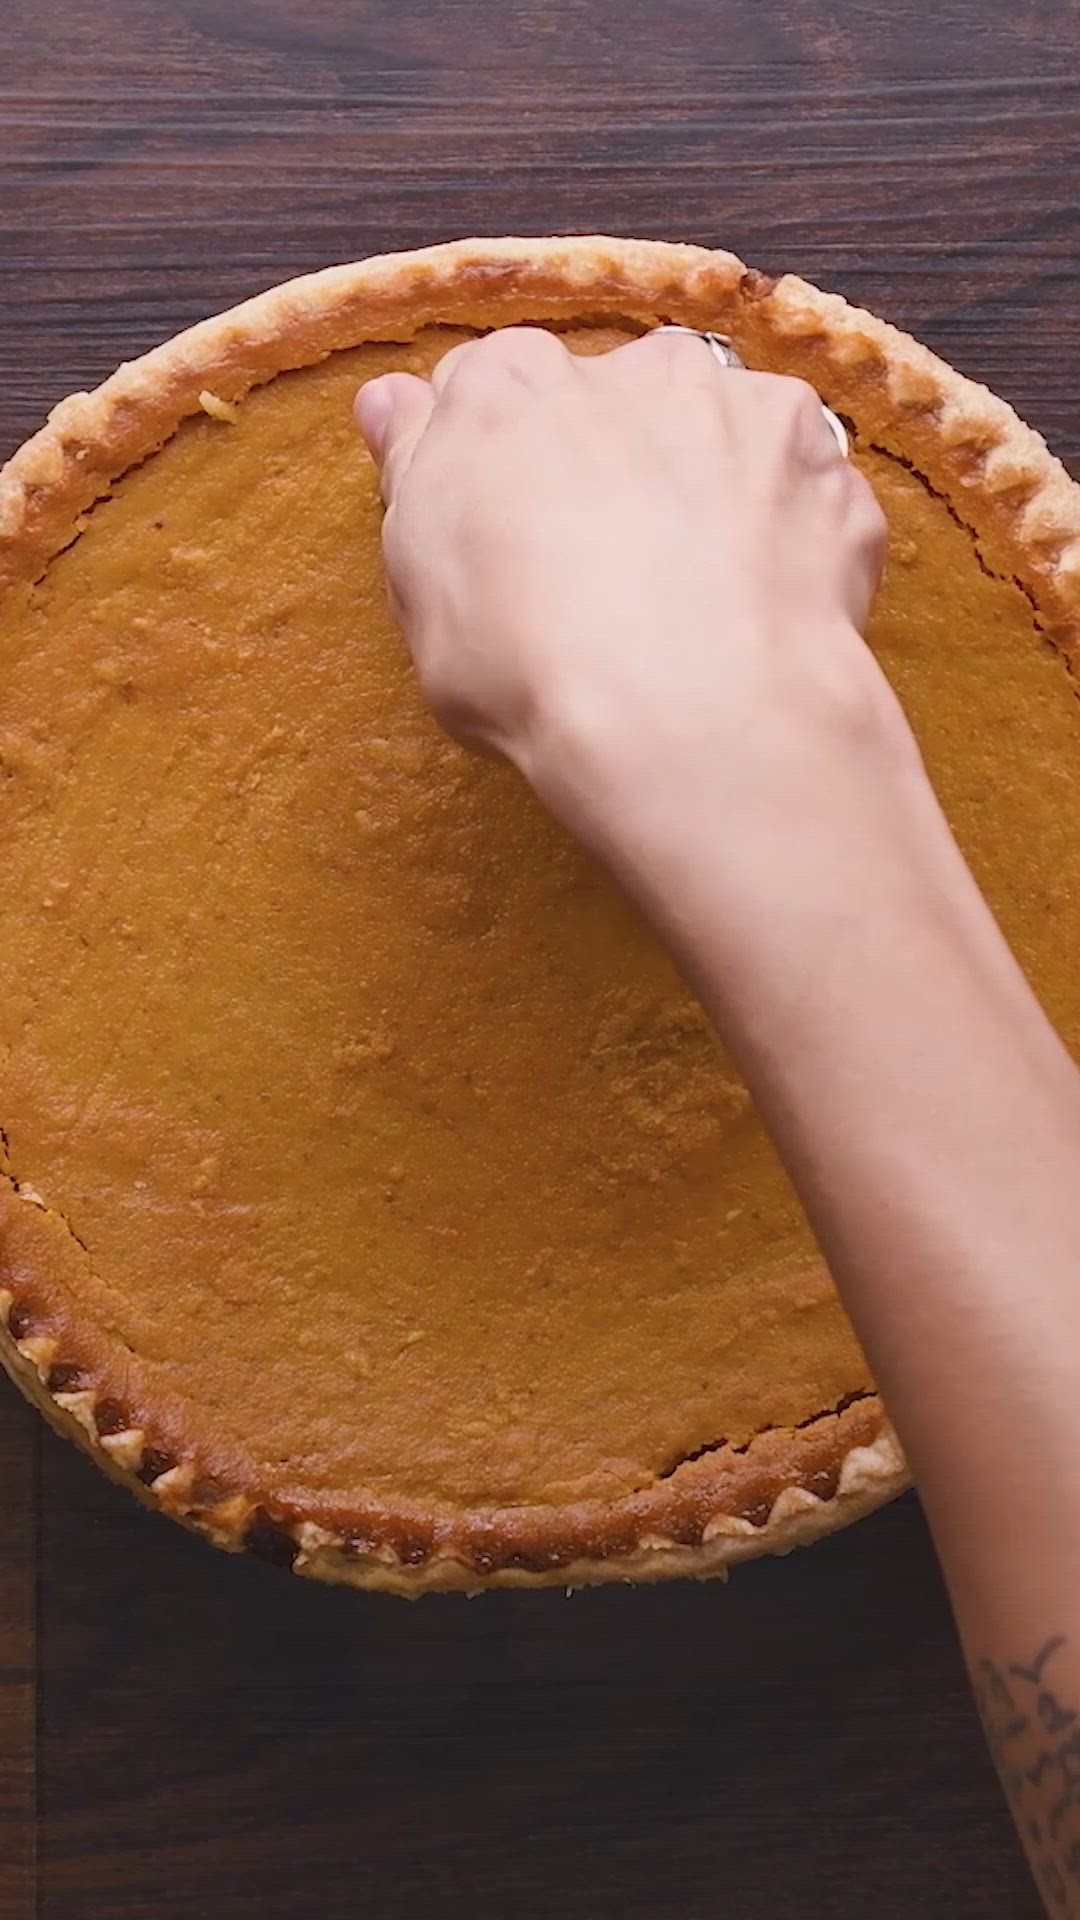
[354,379,392,460]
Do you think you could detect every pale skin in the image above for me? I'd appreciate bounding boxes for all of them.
[355,329,1080,1915]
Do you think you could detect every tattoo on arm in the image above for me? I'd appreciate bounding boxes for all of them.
[974,1635,1080,1915]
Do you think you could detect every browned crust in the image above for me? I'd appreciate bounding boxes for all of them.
[0,1284,904,1594]
[8,229,1072,1592]
[0,1172,904,1591]
[4,236,1079,641]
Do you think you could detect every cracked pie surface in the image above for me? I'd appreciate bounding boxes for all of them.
[2,239,1080,1592]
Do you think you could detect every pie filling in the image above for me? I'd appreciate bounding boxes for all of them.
[2,322,1080,1516]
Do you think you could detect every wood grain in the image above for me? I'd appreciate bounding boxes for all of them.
[38,1452,1036,1920]
[3,0,1080,473]
[0,1392,35,1920]
[2,0,1076,1913]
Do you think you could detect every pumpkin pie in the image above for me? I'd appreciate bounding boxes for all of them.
[2,238,1080,1593]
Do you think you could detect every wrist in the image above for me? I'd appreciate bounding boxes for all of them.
[517,621,933,963]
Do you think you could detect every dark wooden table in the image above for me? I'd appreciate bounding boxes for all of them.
[3,2,1075,1913]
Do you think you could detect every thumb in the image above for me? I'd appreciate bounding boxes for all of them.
[354,372,435,506]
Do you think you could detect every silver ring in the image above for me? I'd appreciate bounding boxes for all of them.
[651,324,849,458]
[654,323,744,370]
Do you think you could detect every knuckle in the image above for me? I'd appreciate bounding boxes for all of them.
[483,324,562,361]
[381,497,408,555]
[756,372,822,419]
[379,446,408,505]
[849,471,888,544]
[740,373,831,446]
[867,497,889,552]
[643,329,702,360]
[450,326,566,390]
[380,502,422,597]
[790,374,825,414]
[625,330,725,385]
[433,337,484,390]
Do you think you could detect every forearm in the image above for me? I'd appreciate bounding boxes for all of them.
[680,771,1080,1537]
[584,691,1080,1905]
[734,832,1080,1909]
[356,327,1080,1912]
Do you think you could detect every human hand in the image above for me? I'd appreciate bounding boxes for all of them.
[354,327,898,856]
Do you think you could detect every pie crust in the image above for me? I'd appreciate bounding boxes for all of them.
[3,236,1079,1594]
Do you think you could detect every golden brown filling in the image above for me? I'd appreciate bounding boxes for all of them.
[2,325,1079,1510]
